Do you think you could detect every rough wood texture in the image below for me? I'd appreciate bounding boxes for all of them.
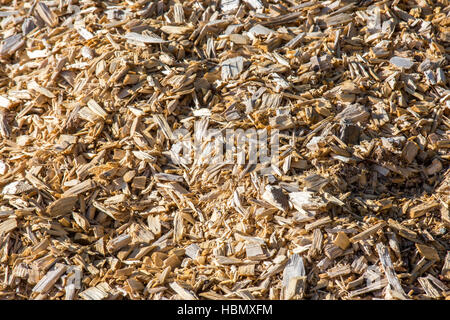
[0,0,448,301]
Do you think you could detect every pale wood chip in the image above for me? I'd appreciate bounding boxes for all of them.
[169,282,198,300]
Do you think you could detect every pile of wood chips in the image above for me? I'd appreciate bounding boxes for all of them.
[0,0,449,300]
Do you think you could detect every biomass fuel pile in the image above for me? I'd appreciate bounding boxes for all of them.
[0,0,449,300]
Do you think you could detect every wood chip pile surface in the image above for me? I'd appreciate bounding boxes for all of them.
[0,0,449,300]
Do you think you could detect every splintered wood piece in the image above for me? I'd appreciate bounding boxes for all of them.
[79,107,101,123]
[160,26,193,35]
[324,13,353,27]
[376,243,407,299]
[415,243,440,261]
[350,222,386,243]
[93,201,127,221]
[327,264,351,278]
[387,219,418,241]
[244,0,264,10]
[147,215,161,236]
[2,180,34,195]
[285,33,305,49]
[285,276,306,300]
[127,278,144,293]
[87,99,107,119]
[324,244,344,260]
[104,194,126,205]
[131,176,147,189]
[124,32,167,44]
[64,266,82,300]
[305,216,331,231]
[409,202,440,219]
[0,34,25,57]
[215,256,242,265]
[169,282,198,300]
[261,185,288,211]
[35,2,58,27]
[351,256,368,274]
[28,81,55,98]
[32,263,67,294]
[282,254,305,288]
[185,244,201,260]
[402,141,419,163]
[0,96,12,109]
[63,179,96,197]
[333,232,350,250]
[238,264,255,276]
[390,56,414,69]
[346,276,364,290]
[230,34,249,45]
[221,56,244,81]
[221,0,240,12]
[79,286,109,300]
[248,24,274,36]
[153,114,174,140]
[164,254,181,269]
[347,278,389,298]
[245,242,267,261]
[0,218,17,235]
[310,56,321,72]
[47,196,78,216]
[309,229,323,257]
[289,191,327,212]
[173,212,184,243]
[72,212,90,231]
[107,234,131,253]
[173,3,185,23]
[417,277,441,298]
[129,223,154,244]
[335,104,370,123]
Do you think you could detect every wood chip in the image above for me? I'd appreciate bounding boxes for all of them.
[35,2,58,28]
[376,243,407,299]
[221,56,245,81]
[350,222,386,243]
[333,232,350,250]
[0,218,17,235]
[409,202,440,219]
[416,243,440,261]
[32,264,67,294]
[169,282,198,300]
[124,32,167,44]
[390,56,414,69]
[47,196,78,216]
[282,254,305,288]
[262,185,288,211]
